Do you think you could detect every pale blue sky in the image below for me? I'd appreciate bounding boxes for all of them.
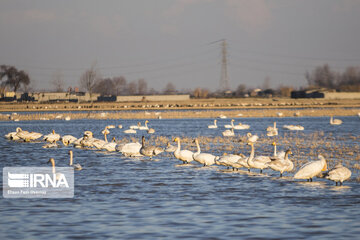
[1,0,360,92]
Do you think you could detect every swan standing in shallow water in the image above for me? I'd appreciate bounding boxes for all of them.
[101,137,117,152]
[192,138,218,166]
[330,116,342,125]
[165,142,177,152]
[294,154,327,182]
[173,137,194,164]
[208,119,218,129]
[216,153,245,170]
[140,136,163,158]
[324,163,351,185]
[271,142,285,160]
[237,142,255,171]
[266,149,293,177]
[247,142,271,173]
[69,150,82,170]
[116,142,142,157]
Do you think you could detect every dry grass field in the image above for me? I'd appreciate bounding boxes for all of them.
[1,97,360,121]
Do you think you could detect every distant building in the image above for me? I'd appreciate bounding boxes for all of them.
[291,89,360,99]
[1,91,191,103]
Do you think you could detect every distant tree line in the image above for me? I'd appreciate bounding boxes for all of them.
[306,64,360,91]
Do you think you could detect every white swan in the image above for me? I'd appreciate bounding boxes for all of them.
[266,149,293,177]
[79,131,104,149]
[192,138,218,166]
[247,133,259,143]
[117,142,142,157]
[47,158,63,180]
[208,119,218,129]
[271,141,285,160]
[147,128,155,134]
[222,128,235,137]
[106,125,116,129]
[224,119,235,129]
[283,125,304,131]
[43,130,61,143]
[247,142,271,173]
[101,137,117,152]
[237,142,255,171]
[233,123,250,130]
[139,136,163,158]
[325,163,351,185]
[139,120,149,130]
[165,142,177,152]
[173,137,194,164]
[61,135,78,146]
[330,116,342,125]
[216,153,245,170]
[69,150,82,170]
[130,122,141,129]
[294,154,327,182]
[101,127,110,143]
[118,124,123,129]
[16,128,42,142]
[124,128,137,134]
[5,127,22,140]
[266,122,278,137]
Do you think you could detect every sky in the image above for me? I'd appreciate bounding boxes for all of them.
[1,0,360,92]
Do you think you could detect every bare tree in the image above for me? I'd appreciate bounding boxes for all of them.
[235,84,247,97]
[306,64,337,89]
[93,78,115,95]
[163,82,176,94]
[79,63,99,102]
[137,78,147,95]
[113,76,127,95]
[51,70,64,92]
[0,65,30,92]
[193,88,209,98]
[127,81,137,95]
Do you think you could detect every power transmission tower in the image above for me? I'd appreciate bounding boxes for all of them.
[219,39,229,92]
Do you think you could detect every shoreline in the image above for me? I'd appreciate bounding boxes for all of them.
[1,98,360,121]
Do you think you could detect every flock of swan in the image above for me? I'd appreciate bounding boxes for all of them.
[4,115,352,186]
[212,116,344,137]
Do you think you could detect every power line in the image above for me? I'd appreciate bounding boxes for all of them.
[230,45,360,62]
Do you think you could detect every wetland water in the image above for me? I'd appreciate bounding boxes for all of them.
[0,116,360,239]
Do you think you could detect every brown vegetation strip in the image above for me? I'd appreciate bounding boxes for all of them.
[1,98,360,121]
